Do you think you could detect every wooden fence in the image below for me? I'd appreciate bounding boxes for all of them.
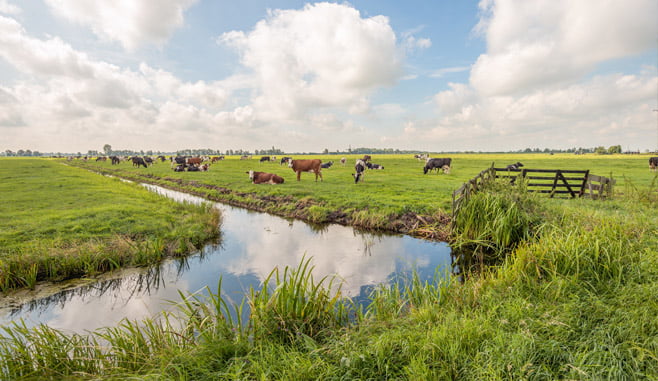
[451,164,615,228]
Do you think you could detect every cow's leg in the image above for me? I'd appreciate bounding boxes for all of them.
[296,171,301,181]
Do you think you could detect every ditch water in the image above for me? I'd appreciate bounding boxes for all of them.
[0,184,453,334]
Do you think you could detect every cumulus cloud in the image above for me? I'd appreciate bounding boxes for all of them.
[0,0,20,15]
[471,0,658,96]
[44,0,197,50]
[218,2,403,121]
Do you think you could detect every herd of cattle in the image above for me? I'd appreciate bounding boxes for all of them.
[85,154,658,184]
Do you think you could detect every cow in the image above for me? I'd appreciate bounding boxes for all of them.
[288,159,323,181]
[247,170,285,184]
[240,155,250,160]
[110,155,120,165]
[186,157,203,167]
[143,156,153,166]
[650,157,658,172]
[340,157,346,166]
[352,159,366,183]
[211,156,224,163]
[260,156,271,163]
[157,155,166,162]
[321,161,334,169]
[366,162,384,170]
[174,164,186,172]
[131,156,148,168]
[362,155,372,162]
[187,165,200,172]
[171,156,187,168]
[95,156,107,162]
[505,162,524,170]
[280,157,292,165]
[414,153,428,161]
[423,158,451,174]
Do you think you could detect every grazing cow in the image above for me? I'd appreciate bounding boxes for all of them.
[110,155,120,165]
[340,157,346,166]
[650,157,658,172]
[352,159,366,183]
[186,157,203,167]
[157,155,166,162]
[505,162,524,170]
[366,162,384,170]
[131,156,148,168]
[362,155,372,162]
[321,161,334,169]
[423,158,451,174]
[288,159,323,181]
[280,157,292,165]
[247,170,285,184]
[143,156,153,166]
[171,156,187,168]
[260,156,271,163]
[96,156,107,162]
[414,154,428,161]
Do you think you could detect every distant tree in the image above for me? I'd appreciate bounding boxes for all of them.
[17,149,25,156]
[103,144,112,155]
[323,148,329,154]
[5,150,14,156]
[608,145,622,154]
[594,146,608,155]
[25,149,32,156]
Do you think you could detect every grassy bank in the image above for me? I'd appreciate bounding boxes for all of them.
[0,158,221,291]
[65,153,656,239]
[1,162,656,379]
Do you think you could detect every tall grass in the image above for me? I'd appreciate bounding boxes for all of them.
[451,181,543,271]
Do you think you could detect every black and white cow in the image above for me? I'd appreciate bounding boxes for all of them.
[505,162,524,170]
[423,158,451,174]
[131,156,148,168]
[260,156,271,163]
[280,156,292,165]
[366,162,384,170]
[650,157,658,172]
[321,161,334,169]
[352,159,366,183]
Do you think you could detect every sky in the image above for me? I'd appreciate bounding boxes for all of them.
[1,0,656,154]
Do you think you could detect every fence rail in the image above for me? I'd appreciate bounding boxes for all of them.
[451,164,615,229]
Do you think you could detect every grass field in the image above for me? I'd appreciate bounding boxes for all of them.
[66,153,657,234]
[0,158,220,290]
[0,154,657,379]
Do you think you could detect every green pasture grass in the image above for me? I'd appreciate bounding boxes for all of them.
[0,155,656,379]
[66,153,657,234]
[0,158,220,290]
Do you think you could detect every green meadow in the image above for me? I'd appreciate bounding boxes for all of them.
[68,153,655,235]
[0,154,657,379]
[0,158,220,290]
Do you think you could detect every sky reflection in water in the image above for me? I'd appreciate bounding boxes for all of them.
[0,185,452,334]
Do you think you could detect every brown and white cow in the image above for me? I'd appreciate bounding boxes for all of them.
[340,157,346,166]
[288,159,323,181]
[186,157,203,167]
[247,170,284,184]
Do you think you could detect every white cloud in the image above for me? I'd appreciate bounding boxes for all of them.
[44,0,198,50]
[0,0,20,15]
[471,0,658,96]
[219,2,403,121]
[430,66,470,78]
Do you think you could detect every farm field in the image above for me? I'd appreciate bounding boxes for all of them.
[1,154,657,379]
[66,153,657,234]
[0,158,220,290]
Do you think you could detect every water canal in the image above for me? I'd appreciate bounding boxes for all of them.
[0,184,452,334]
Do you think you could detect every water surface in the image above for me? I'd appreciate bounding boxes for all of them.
[0,185,452,334]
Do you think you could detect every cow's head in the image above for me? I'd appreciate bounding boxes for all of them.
[442,165,450,174]
[287,160,294,168]
[247,170,255,180]
[423,166,429,174]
